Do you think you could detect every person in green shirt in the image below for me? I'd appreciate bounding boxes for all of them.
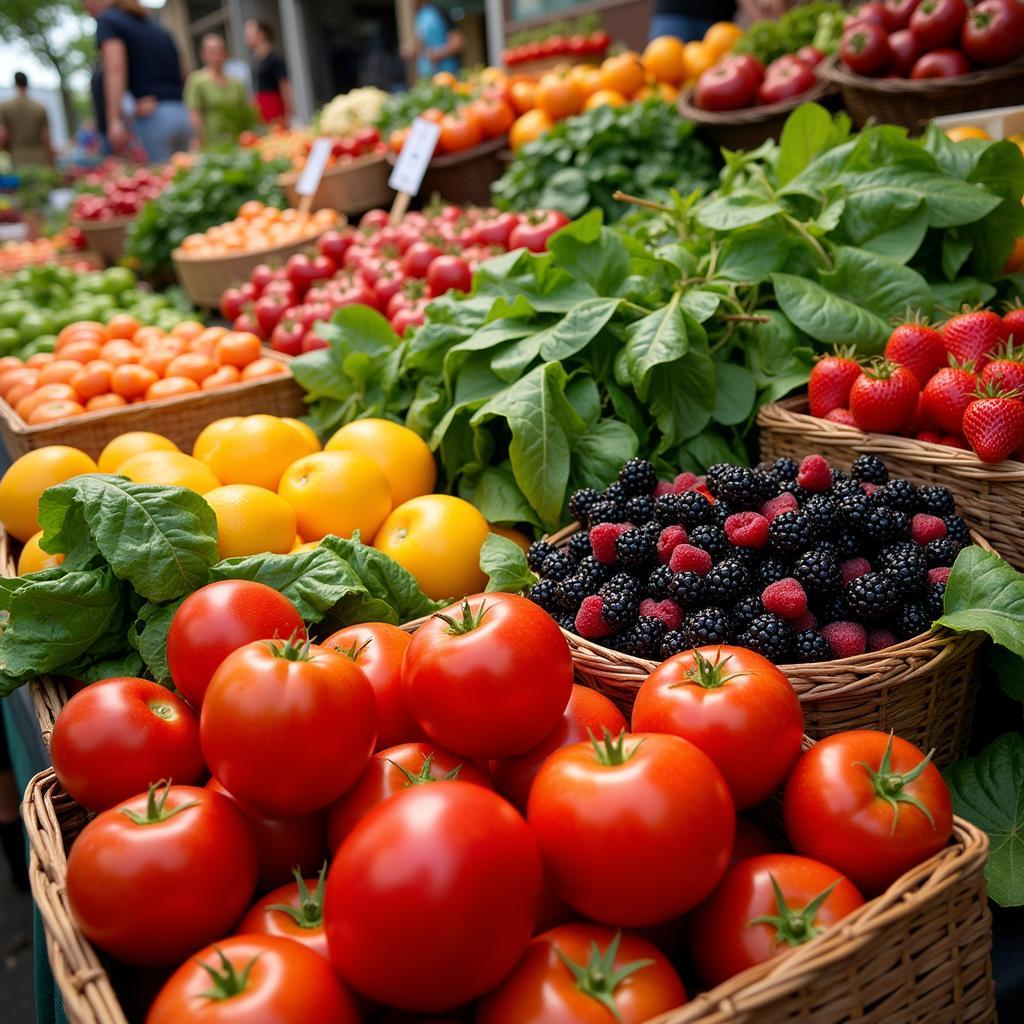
[184,34,251,148]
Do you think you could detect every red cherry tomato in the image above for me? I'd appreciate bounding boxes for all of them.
[910,47,972,78]
[508,210,571,253]
[426,254,472,294]
[839,22,892,75]
[909,0,967,50]
[236,866,330,960]
[51,677,203,812]
[961,0,1024,65]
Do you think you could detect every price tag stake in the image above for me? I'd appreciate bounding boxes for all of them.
[388,118,442,224]
[295,137,334,215]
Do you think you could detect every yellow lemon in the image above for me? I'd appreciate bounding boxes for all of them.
[204,484,297,559]
[118,450,220,494]
[0,445,98,541]
[97,432,180,475]
[208,414,318,491]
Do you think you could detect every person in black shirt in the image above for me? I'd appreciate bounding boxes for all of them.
[650,0,787,42]
[244,19,292,124]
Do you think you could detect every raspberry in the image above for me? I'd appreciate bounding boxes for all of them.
[911,513,947,546]
[861,481,879,497]
[928,567,951,585]
[589,522,634,564]
[639,598,683,632]
[669,543,713,575]
[822,620,867,658]
[796,454,832,492]
[657,525,689,564]
[791,610,818,632]
[673,471,700,493]
[724,511,769,549]
[574,596,615,639]
[867,628,897,652]
[825,408,855,425]
[760,492,800,523]
[841,557,872,585]
[761,578,808,620]
[653,481,676,498]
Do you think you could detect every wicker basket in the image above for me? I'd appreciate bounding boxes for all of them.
[759,397,1024,572]
[71,218,132,267]
[387,135,508,207]
[280,153,392,215]
[677,80,834,151]
[548,521,992,765]
[819,52,1024,132]
[0,350,304,461]
[172,232,325,309]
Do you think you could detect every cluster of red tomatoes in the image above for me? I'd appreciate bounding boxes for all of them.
[502,28,612,67]
[50,577,955,1023]
[695,48,823,111]
[71,165,176,221]
[221,204,570,351]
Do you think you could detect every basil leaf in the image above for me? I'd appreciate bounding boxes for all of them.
[697,192,783,231]
[480,534,537,595]
[817,246,934,324]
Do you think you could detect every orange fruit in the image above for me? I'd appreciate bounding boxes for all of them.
[214,331,262,368]
[98,432,180,475]
[324,418,435,508]
[683,41,716,81]
[0,445,98,542]
[192,417,243,465]
[86,393,127,412]
[703,22,744,60]
[277,451,392,543]
[118,450,220,494]
[569,65,603,99]
[105,313,141,340]
[282,418,321,452]
[201,366,242,390]
[110,364,159,399]
[598,52,646,97]
[27,399,86,424]
[204,484,297,559]
[373,495,489,601]
[15,383,78,421]
[642,36,687,85]
[17,530,65,575]
[509,79,537,115]
[208,414,318,491]
[169,320,205,342]
[583,89,628,111]
[509,109,555,150]
[145,376,200,401]
[945,125,990,142]
[535,70,584,119]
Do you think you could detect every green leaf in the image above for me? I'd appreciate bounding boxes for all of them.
[647,349,716,449]
[776,102,846,186]
[464,463,541,528]
[817,245,934,324]
[537,298,622,361]
[134,599,184,684]
[712,363,756,426]
[743,310,815,403]
[680,289,722,323]
[931,278,997,312]
[480,534,537,594]
[716,225,793,283]
[936,546,1024,658]
[37,475,218,603]
[546,214,631,296]
[61,650,146,685]
[944,733,1024,907]
[572,419,639,492]
[617,291,691,399]
[697,192,783,231]
[856,203,929,264]
[941,234,974,281]
[985,645,1024,704]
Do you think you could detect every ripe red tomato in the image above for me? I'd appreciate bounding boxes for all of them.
[426,254,472,294]
[759,58,817,104]
[508,210,570,253]
[784,730,953,894]
[695,59,760,111]
[322,622,420,750]
[166,580,305,707]
[888,28,921,74]
[690,853,865,987]
[200,637,377,816]
[631,646,803,810]
[324,781,542,1011]
[402,593,573,759]
[909,0,967,49]
[145,935,360,1024]
[961,0,1024,65]
[206,777,327,893]
[910,47,971,78]
[51,677,203,812]
[839,22,892,75]
[326,741,493,852]
[527,732,735,926]
[491,684,626,810]
[402,240,443,279]
[67,783,258,965]
[477,924,687,1024]
[236,866,330,960]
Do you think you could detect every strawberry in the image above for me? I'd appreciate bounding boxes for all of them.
[848,361,919,434]
[962,386,1024,463]
[885,320,945,388]
[1003,303,1024,344]
[941,309,1005,370]
[824,408,855,426]
[919,363,978,434]
[980,344,1024,394]
[808,346,861,418]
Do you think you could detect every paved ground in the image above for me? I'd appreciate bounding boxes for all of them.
[0,844,34,1023]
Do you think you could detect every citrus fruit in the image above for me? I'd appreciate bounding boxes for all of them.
[598,52,646,97]
[18,530,65,574]
[97,432,180,474]
[208,414,318,491]
[583,88,627,111]
[117,450,220,494]
[325,419,436,508]
[204,484,297,559]
[283,418,321,452]
[192,417,243,465]
[373,495,489,601]
[683,40,716,81]
[642,36,687,84]
[509,109,555,150]
[945,125,990,142]
[0,445,98,542]
[278,451,392,543]
[703,21,744,60]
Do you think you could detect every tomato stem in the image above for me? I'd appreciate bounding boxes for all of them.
[333,637,373,663]
[197,946,260,1001]
[856,732,938,834]
[265,863,327,930]
[120,779,197,826]
[556,930,654,1024]
[434,599,488,635]
[749,873,840,948]
[266,630,314,662]
[588,727,640,766]
[676,649,743,691]
[388,750,462,787]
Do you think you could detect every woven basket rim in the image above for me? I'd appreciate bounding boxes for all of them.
[384,133,508,170]
[72,216,134,232]
[819,50,1024,95]
[171,228,324,265]
[677,78,832,127]
[278,150,388,187]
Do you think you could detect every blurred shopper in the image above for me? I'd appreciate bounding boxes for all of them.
[0,72,53,168]
[84,0,190,162]
[403,0,464,79]
[244,19,292,124]
[650,0,786,41]
[185,34,251,148]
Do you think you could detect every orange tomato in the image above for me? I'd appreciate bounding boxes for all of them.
[133,326,168,348]
[25,352,55,368]
[37,360,85,387]
[28,399,86,424]
[438,112,483,153]
[170,320,204,341]
[139,341,187,375]
[59,339,102,364]
[100,340,143,364]
[5,381,39,409]
[389,127,409,154]
[0,367,38,399]
[86,393,127,412]
[105,313,141,340]
[15,383,79,421]
[683,40,716,81]
[583,88,628,111]
[599,52,646,97]
[509,109,555,150]
[70,359,114,400]
[569,65,602,99]
[145,376,200,401]
[193,326,229,349]
[238,200,265,219]
[56,321,105,349]
[509,79,537,115]
[214,331,262,368]
[642,36,687,85]
[703,21,744,61]
[110,364,159,399]
[201,365,241,389]
[240,357,286,381]
[473,97,516,137]
[536,71,584,119]
[0,356,21,375]
[165,352,217,382]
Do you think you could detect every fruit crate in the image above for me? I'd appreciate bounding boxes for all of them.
[387,135,508,207]
[71,217,132,267]
[758,397,1024,572]
[279,153,393,215]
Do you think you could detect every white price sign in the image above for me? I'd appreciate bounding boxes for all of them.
[387,118,442,197]
[295,137,334,197]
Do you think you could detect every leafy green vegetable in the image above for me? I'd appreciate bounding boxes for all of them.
[733,2,844,64]
[480,534,537,594]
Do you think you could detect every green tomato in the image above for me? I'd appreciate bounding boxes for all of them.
[0,304,26,329]
[17,312,54,344]
[20,335,56,358]
[76,271,105,293]
[0,327,20,354]
[99,266,137,295]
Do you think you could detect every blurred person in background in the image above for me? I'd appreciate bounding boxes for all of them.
[650,0,787,41]
[0,72,53,168]
[244,19,292,124]
[84,0,190,162]
[403,0,464,79]
[185,34,251,148]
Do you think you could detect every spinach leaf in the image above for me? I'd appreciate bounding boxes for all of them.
[817,245,934,323]
[772,272,892,352]
[572,419,640,491]
[480,534,537,594]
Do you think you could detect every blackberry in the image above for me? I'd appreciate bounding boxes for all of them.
[733,594,766,629]
[844,572,899,622]
[875,478,917,512]
[603,572,640,599]
[916,485,956,518]
[690,523,730,560]
[729,545,762,571]
[555,612,577,632]
[603,482,627,505]
[660,630,690,659]
[684,607,735,646]
[809,538,840,559]
[624,494,657,525]
[705,463,733,494]
[674,491,714,528]
[598,587,639,628]
[858,505,910,546]
[851,454,889,484]
[740,613,793,661]
[554,575,595,612]
[896,602,930,640]
[666,570,707,609]
[711,500,736,526]
[568,487,601,524]
[619,616,668,659]
[803,494,839,537]
[705,558,753,605]
[925,537,962,568]
[618,458,657,496]
[830,468,850,485]
[925,581,946,620]
[586,499,625,525]
[527,540,554,572]
[647,564,675,598]
[577,555,611,588]
[541,550,576,582]
[830,477,865,501]
[837,492,872,533]
[653,492,686,526]
[567,531,593,561]
[757,558,790,587]
[793,629,832,663]
[834,532,863,559]
[710,466,773,509]
[816,594,850,624]
[770,457,799,483]
[943,515,971,546]
[783,482,810,504]
[528,578,560,611]
[792,548,841,598]
[877,542,927,597]
[615,528,656,570]
[768,511,816,556]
